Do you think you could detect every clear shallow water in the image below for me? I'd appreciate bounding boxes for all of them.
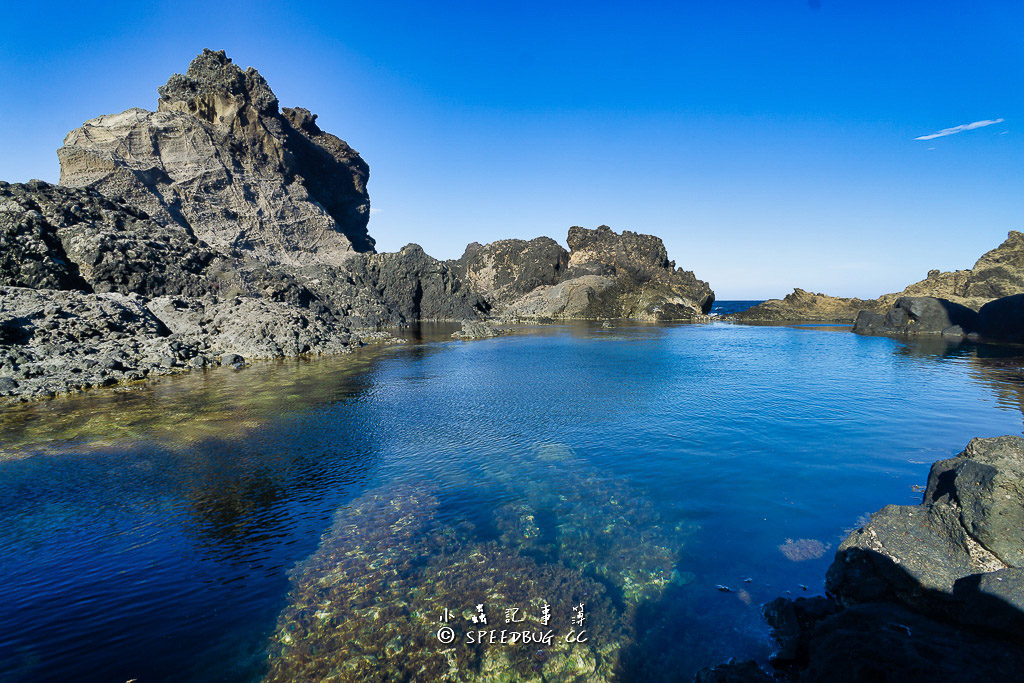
[2,322,1024,680]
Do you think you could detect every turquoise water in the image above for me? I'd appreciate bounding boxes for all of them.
[1,320,1023,680]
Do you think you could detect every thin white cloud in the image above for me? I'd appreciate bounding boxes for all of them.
[369,207,383,214]
[915,118,1005,141]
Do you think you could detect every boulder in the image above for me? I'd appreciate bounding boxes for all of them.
[924,435,1024,567]
[977,293,1024,342]
[452,320,505,339]
[852,296,978,336]
[826,436,1024,640]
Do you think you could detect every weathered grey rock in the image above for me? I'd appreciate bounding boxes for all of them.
[852,296,979,336]
[0,286,190,398]
[734,288,880,324]
[826,503,1006,610]
[147,295,353,359]
[925,435,1024,567]
[453,237,568,307]
[502,274,616,319]
[58,49,372,267]
[451,320,504,339]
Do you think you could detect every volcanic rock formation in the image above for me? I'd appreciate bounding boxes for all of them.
[1,50,715,401]
[58,49,373,266]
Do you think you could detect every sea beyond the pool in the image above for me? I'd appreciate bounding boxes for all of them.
[2,311,1023,681]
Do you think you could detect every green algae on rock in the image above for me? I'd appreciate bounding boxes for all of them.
[266,486,625,682]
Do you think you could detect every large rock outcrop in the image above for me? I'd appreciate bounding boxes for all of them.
[477,226,715,321]
[2,50,718,402]
[851,296,979,338]
[453,237,569,308]
[735,231,1024,324]
[58,49,372,266]
[732,288,883,324]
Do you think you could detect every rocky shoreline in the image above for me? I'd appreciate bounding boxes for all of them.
[698,436,1024,682]
[1,50,713,402]
[731,231,1024,345]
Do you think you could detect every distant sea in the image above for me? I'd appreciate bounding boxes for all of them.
[710,300,764,316]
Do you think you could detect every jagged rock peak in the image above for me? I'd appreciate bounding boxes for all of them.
[58,49,374,265]
[158,48,278,122]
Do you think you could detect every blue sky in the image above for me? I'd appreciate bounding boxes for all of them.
[2,1,1022,299]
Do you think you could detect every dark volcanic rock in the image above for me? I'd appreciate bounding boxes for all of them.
[1,180,219,298]
[0,180,90,290]
[499,225,714,320]
[977,293,1024,342]
[797,602,1024,683]
[852,296,979,337]
[58,49,372,266]
[924,435,1024,567]
[339,244,488,326]
[826,437,1024,638]
[453,237,569,307]
[706,436,1024,681]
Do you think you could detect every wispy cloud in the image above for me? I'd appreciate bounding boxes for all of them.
[369,207,382,214]
[915,118,1005,141]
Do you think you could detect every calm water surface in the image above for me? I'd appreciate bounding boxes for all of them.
[2,319,1024,681]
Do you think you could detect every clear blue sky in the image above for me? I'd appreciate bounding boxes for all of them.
[2,1,1022,299]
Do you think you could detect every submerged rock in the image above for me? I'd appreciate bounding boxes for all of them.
[266,486,625,682]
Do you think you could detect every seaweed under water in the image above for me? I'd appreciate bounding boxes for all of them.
[265,442,694,682]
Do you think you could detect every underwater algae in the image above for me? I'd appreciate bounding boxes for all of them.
[266,443,696,681]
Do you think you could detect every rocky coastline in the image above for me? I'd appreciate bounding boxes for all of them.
[698,436,1024,682]
[4,48,1024,683]
[0,49,713,402]
[733,231,1024,338]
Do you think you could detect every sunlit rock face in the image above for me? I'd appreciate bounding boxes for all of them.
[462,226,715,321]
[58,49,373,267]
